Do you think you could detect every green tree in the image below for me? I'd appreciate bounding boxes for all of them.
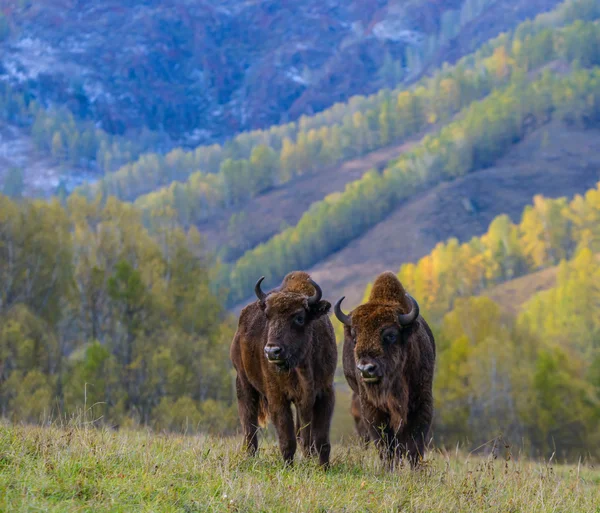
[107,260,147,368]
[249,145,279,193]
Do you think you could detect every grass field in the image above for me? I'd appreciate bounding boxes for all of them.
[0,424,599,512]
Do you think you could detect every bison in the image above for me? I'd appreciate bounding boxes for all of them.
[230,271,337,467]
[334,271,435,468]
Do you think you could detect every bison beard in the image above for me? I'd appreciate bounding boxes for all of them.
[336,271,436,469]
[230,271,337,467]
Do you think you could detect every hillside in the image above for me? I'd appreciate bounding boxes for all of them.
[0,0,562,146]
[197,134,423,260]
[197,58,571,263]
[300,121,600,309]
[216,5,600,306]
[0,425,598,513]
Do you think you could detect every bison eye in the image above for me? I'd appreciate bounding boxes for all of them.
[383,332,398,344]
[294,314,305,327]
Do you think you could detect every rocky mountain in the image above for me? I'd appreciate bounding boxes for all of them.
[0,0,561,145]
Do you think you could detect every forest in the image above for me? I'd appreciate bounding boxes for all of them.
[0,194,237,432]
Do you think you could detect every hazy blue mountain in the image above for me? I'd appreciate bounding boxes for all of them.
[0,0,561,145]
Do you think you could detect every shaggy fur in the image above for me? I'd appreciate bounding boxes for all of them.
[341,271,436,468]
[350,392,370,445]
[230,271,337,467]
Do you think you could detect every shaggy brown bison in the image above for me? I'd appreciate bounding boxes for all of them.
[230,271,337,467]
[335,271,435,468]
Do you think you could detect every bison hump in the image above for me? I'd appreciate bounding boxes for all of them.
[369,271,408,305]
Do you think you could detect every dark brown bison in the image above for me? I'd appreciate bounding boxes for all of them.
[334,271,435,468]
[230,271,337,467]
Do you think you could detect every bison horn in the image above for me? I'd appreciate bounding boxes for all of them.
[255,276,267,302]
[334,296,351,326]
[397,294,420,326]
[307,278,322,306]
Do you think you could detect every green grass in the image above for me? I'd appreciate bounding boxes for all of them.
[0,424,599,512]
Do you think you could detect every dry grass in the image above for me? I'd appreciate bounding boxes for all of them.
[0,423,598,512]
[485,254,600,314]
[484,266,560,315]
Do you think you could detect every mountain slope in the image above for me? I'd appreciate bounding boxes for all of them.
[195,57,571,261]
[228,119,600,311]
[224,47,600,306]
[305,121,600,308]
[196,134,423,261]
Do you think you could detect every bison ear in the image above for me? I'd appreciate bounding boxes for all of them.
[309,299,331,318]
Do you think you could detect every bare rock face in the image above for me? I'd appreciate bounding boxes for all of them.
[0,0,559,145]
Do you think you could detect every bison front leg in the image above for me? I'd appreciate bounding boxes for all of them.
[404,395,433,468]
[270,400,297,466]
[235,375,261,456]
[295,402,314,459]
[311,385,335,468]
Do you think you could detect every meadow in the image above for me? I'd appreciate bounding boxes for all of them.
[0,423,598,513]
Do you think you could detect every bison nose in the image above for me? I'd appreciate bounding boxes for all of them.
[357,362,377,375]
[357,361,380,382]
[264,345,283,361]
